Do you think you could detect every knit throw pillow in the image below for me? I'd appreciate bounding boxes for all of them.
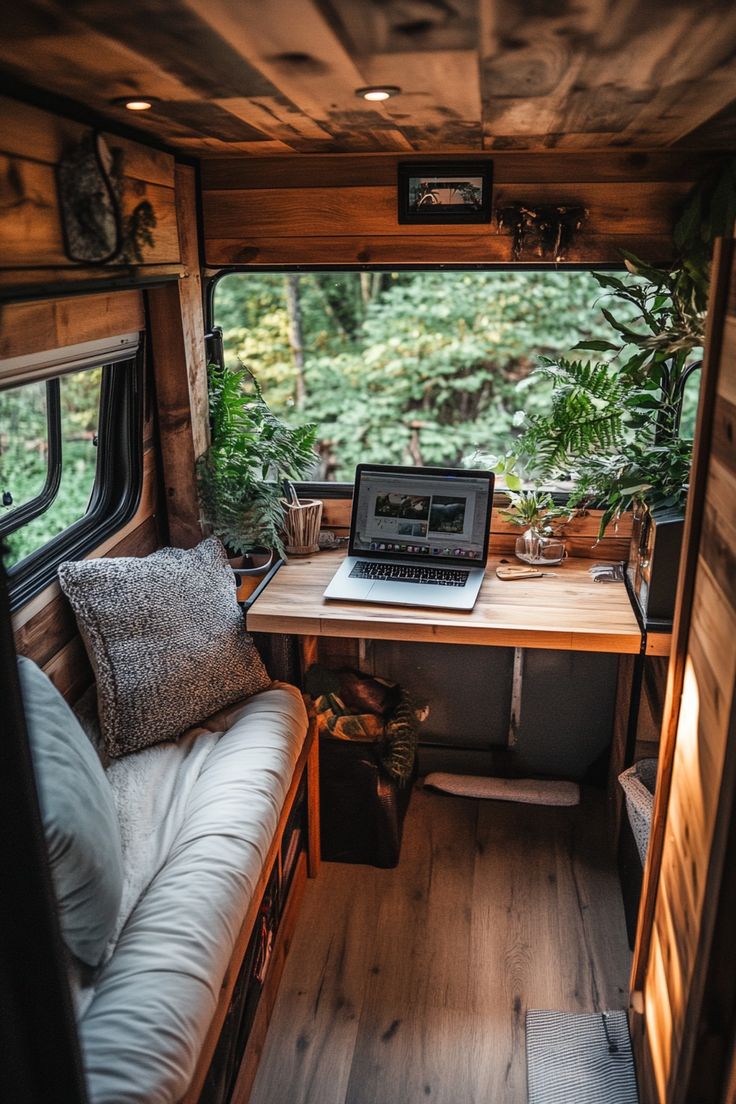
[58,537,271,758]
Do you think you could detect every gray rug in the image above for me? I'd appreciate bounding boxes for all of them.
[526,1010,638,1103]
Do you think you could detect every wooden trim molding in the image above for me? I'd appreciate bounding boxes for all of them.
[0,291,144,363]
[630,233,736,1104]
[631,236,734,995]
[147,164,209,549]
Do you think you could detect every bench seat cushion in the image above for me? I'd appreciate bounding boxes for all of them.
[78,683,308,1104]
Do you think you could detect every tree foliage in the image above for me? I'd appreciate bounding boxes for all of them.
[215,271,636,481]
[1,369,101,566]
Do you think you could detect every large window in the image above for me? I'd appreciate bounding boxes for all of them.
[214,270,643,482]
[0,336,144,607]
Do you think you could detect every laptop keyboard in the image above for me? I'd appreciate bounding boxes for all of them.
[350,561,470,587]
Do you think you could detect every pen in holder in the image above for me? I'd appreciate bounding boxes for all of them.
[281,497,323,555]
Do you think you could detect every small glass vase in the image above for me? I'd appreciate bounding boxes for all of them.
[515,527,566,566]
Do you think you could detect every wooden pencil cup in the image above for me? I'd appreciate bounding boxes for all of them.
[282,498,323,555]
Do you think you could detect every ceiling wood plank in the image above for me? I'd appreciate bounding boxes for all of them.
[478,0,736,151]
[362,50,483,149]
[0,9,196,114]
[175,135,293,156]
[0,0,733,155]
[564,5,736,148]
[675,100,736,150]
[326,0,479,56]
[215,98,335,150]
[181,0,414,151]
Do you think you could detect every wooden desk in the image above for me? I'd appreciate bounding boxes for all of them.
[247,549,643,655]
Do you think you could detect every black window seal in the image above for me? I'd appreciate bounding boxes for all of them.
[6,346,145,612]
[204,262,630,331]
[0,379,62,539]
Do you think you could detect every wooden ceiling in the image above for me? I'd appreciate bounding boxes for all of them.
[1,0,735,156]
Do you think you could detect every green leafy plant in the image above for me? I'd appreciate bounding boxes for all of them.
[512,157,735,535]
[499,489,571,534]
[196,361,317,557]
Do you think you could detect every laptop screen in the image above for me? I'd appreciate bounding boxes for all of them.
[349,465,494,566]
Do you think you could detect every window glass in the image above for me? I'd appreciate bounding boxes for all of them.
[1,343,142,610]
[214,271,641,482]
[0,379,50,520]
[679,364,702,440]
[2,368,103,568]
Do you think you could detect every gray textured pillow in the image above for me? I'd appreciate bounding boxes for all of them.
[17,656,124,967]
[58,537,271,758]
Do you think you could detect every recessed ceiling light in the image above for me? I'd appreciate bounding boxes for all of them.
[356,86,401,102]
[111,96,159,112]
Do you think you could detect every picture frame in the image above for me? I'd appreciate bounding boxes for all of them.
[397,160,493,225]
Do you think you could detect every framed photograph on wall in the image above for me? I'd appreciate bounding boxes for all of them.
[397,161,493,224]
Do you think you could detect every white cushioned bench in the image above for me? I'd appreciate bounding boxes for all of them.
[77,684,308,1104]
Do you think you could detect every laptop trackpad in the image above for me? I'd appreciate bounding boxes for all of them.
[369,582,456,607]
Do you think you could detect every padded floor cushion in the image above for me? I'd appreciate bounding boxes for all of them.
[78,684,308,1104]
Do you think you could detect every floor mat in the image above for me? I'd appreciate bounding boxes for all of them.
[526,1009,638,1103]
[424,772,580,805]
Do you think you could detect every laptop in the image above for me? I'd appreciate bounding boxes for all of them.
[323,464,495,611]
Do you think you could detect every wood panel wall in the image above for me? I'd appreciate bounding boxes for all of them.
[632,235,736,1103]
[5,133,214,702]
[320,497,632,561]
[0,95,183,295]
[148,162,210,547]
[6,288,164,702]
[200,150,720,269]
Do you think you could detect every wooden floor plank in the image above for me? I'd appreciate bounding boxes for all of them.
[248,859,383,1104]
[249,787,631,1104]
[552,798,631,1015]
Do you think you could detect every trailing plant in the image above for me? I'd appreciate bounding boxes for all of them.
[197,361,316,557]
[512,156,736,535]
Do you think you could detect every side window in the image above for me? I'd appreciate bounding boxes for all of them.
[0,339,144,608]
[0,378,60,540]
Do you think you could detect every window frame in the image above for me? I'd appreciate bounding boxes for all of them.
[2,345,145,611]
[205,263,626,501]
[0,379,63,537]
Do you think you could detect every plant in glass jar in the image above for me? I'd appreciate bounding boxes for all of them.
[499,489,571,565]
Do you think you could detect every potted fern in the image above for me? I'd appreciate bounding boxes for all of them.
[196,361,317,568]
